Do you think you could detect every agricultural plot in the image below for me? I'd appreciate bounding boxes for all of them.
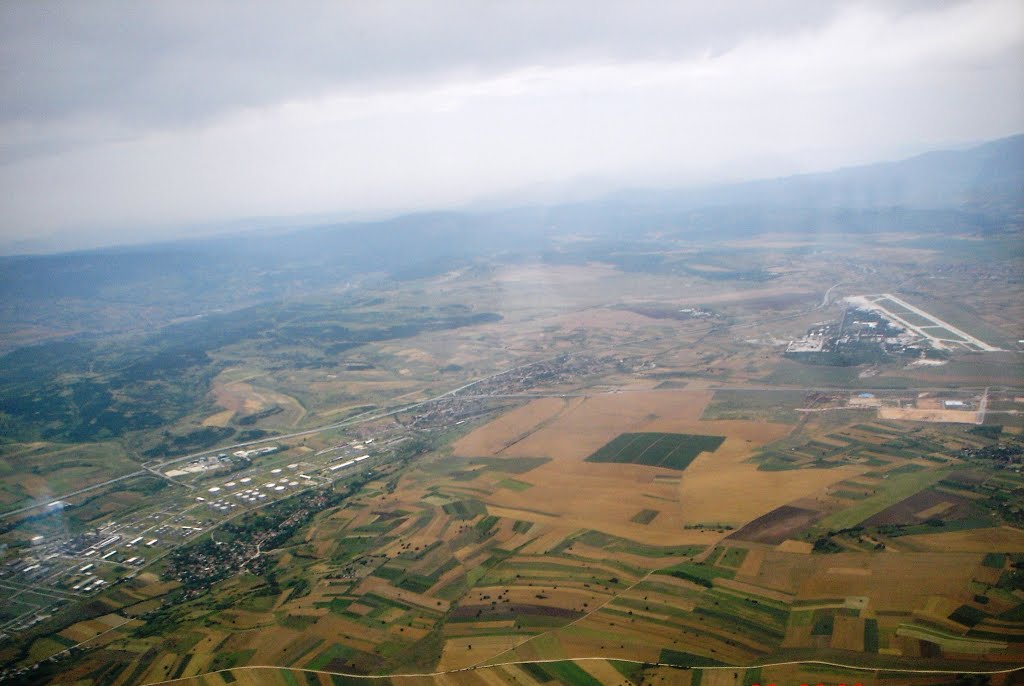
[753,417,955,471]
[816,468,950,531]
[730,505,823,544]
[701,389,806,424]
[630,509,660,524]
[452,397,571,457]
[585,432,725,470]
[448,390,795,545]
[0,441,142,514]
[861,487,989,530]
[21,394,1017,685]
[7,245,1024,686]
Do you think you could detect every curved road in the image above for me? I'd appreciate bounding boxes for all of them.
[138,656,1024,686]
[819,281,843,309]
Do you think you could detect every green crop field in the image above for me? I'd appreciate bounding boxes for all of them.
[630,508,660,524]
[585,432,725,470]
[816,468,950,530]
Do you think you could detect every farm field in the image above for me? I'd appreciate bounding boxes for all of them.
[9,428,1024,686]
[878,406,981,424]
[3,230,1023,686]
[450,391,814,543]
[0,441,143,514]
[585,432,726,470]
[27,391,1024,686]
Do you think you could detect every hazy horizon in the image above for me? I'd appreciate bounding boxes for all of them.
[1,0,1022,252]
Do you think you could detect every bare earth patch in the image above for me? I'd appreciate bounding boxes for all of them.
[449,391,853,545]
[898,526,1024,552]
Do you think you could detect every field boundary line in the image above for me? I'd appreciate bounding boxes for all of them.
[465,530,674,668]
[47,617,134,663]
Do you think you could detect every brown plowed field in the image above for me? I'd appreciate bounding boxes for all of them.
[729,505,822,544]
[898,526,1024,552]
[449,390,857,544]
[862,488,975,527]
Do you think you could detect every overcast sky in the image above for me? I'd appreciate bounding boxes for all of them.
[1,0,1022,251]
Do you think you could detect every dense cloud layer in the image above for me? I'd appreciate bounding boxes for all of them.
[0,0,1021,250]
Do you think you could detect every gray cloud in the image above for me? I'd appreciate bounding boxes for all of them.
[0,0,1020,250]
[1,1,851,126]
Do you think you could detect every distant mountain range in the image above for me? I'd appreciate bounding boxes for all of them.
[623,133,1024,214]
[759,133,1022,212]
[0,134,1020,351]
